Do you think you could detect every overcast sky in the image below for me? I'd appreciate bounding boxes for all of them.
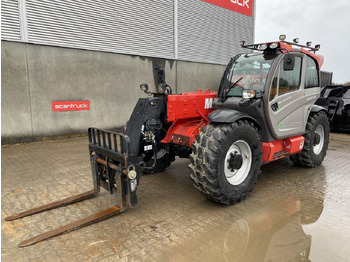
[255,0,350,84]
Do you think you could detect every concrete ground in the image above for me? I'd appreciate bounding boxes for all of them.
[2,133,350,262]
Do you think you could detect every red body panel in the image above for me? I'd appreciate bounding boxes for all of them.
[261,136,305,163]
[161,118,206,147]
[167,89,217,122]
[162,89,217,146]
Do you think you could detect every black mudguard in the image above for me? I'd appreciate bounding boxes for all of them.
[208,109,261,129]
[311,104,327,113]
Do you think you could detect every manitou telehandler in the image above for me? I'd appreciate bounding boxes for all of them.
[6,36,330,247]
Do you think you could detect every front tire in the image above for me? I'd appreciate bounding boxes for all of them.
[290,111,329,167]
[189,120,262,205]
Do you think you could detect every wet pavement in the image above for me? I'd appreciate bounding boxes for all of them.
[1,132,350,262]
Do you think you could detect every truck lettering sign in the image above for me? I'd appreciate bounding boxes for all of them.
[52,101,90,111]
[202,0,253,17]
[231,0,249,8]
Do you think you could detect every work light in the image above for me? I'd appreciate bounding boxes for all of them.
[259,44,268,51]
[269,42,279,49]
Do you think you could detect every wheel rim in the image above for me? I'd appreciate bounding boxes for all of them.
[224,140,252,185]
[313,124,325,155]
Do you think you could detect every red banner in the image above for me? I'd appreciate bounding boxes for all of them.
[52,101,90,111]
[202,0,253,17]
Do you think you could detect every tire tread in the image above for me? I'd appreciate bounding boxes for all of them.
[189,121,262,205]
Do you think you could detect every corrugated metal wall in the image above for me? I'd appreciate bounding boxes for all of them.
[25,0,174,59]
[1,0,21,41]
[1,0,255,64]
[178,0,254,65]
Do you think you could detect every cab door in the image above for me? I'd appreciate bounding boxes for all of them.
[266,53,306,139]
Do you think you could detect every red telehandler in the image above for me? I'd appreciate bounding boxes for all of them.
[6,36,329,247]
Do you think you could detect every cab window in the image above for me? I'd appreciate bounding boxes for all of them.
[305,56,319,88]
[270,56,302,101]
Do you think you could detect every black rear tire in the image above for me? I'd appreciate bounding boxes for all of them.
[189,120,262,205]
[290,111,329,167]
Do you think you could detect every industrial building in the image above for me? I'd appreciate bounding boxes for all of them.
[1,0,255,143]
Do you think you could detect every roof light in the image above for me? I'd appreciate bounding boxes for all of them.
[239,40,245,47]
[242,90,256,99]
[315,44,321,49]
[269,42,279,49]
[293,38,299,44]
[306,41,312,47]
[259,44,268,51]
[279,35,286,41]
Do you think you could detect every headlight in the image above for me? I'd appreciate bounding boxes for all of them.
[242,90,256,99]
[269,42,279,49]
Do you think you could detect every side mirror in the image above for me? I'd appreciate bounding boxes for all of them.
[283,54,295,71]
[140,83,149,93]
